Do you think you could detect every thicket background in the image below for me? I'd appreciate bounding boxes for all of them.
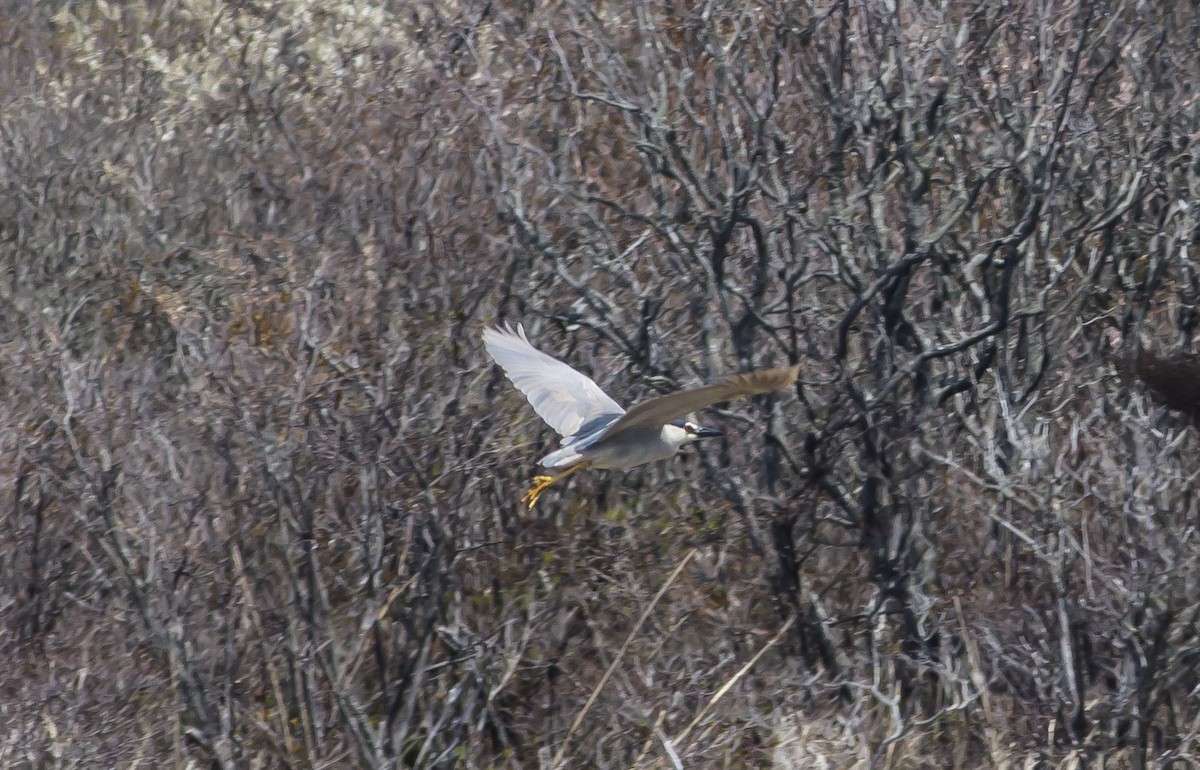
[2,1,1200,767]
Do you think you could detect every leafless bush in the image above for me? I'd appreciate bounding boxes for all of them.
[0,0,1198,768]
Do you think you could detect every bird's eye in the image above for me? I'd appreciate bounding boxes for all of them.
[684,422,697,434]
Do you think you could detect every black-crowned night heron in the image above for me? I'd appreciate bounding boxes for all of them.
[483,324,800,508]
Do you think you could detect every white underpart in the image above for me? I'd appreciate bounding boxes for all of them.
[539,422,699,470]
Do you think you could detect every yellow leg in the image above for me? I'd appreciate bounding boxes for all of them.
[521,462,591,509]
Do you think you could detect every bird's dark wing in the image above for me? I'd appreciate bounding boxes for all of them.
[600,364,799,435]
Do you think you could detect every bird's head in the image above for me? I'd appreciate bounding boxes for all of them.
[668,417,723,445]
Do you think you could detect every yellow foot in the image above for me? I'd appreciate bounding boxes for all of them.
[521,475,557,509]
[519,462,590,509]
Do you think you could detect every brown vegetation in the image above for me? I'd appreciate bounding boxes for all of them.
[2,1,1199,767]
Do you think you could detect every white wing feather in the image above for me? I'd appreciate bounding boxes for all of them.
[482,324,625,437]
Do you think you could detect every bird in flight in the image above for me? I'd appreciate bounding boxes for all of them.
[483,324,799,508]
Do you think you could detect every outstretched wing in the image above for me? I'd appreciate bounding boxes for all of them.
[482,324,626,437]
[603,364,800,435]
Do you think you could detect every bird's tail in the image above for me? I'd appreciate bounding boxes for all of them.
[539,445,584,469]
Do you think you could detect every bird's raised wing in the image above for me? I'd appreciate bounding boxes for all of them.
[602,364,800,435]
[482,324,625,437]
